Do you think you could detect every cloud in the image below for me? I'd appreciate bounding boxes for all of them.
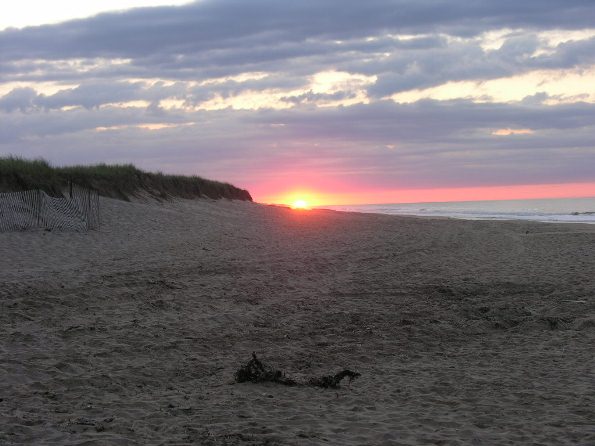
[0,87,38,112]
[2,1,595,62]
[389,65,595,104]
[2,99,594,190]
[491,128,535,136]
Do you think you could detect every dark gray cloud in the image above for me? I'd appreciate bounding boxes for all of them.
[0,87,38,112]
[3,25,594,99]
[39,82,144,109]
[1,0,594,62]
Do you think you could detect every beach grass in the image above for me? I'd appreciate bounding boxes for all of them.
[0,156,252,201]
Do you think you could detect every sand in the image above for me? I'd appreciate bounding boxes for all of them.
[1,198,594,445]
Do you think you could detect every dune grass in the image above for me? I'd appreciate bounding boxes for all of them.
[0,156,252,201]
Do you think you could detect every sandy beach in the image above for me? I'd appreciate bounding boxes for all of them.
[1,198,594,445]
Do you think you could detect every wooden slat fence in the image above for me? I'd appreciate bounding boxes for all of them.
[0,185,100,232]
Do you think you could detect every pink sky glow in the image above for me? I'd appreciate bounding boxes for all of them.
[258,182,595,207]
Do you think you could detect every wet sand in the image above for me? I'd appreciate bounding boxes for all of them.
[1,198,594,445]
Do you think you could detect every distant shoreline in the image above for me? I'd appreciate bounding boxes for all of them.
[319,196,595,224]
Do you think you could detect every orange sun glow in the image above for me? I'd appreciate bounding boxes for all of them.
[291,199,309,209]
[268,190,323,208]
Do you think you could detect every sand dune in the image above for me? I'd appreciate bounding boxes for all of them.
[1,198,594,445]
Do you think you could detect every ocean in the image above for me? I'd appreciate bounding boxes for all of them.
[323,197,595,224]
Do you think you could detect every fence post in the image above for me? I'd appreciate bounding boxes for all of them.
[94,191,100,229]
[36,190,41,228]
[87,188,91,230]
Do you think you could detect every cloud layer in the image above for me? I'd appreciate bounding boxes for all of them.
[1,0,595,202]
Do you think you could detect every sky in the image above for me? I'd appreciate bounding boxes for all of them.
[1,0,595,205]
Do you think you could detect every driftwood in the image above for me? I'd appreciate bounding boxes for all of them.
[307,370,361,389]
[234,352,297,386]
[235,352,360,389]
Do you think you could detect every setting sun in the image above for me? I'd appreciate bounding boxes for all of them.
[263,190,327,208]
[291,199,309,209]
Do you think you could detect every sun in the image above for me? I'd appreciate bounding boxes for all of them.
[291,199,309,209]
[267,190,321,208]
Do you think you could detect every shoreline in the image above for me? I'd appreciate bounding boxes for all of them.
[314,207,595,225]
[312,205,595,227]
[2,197,594,445]
[316,196,595,225]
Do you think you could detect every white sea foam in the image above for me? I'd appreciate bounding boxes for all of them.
[323,197,595,224]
